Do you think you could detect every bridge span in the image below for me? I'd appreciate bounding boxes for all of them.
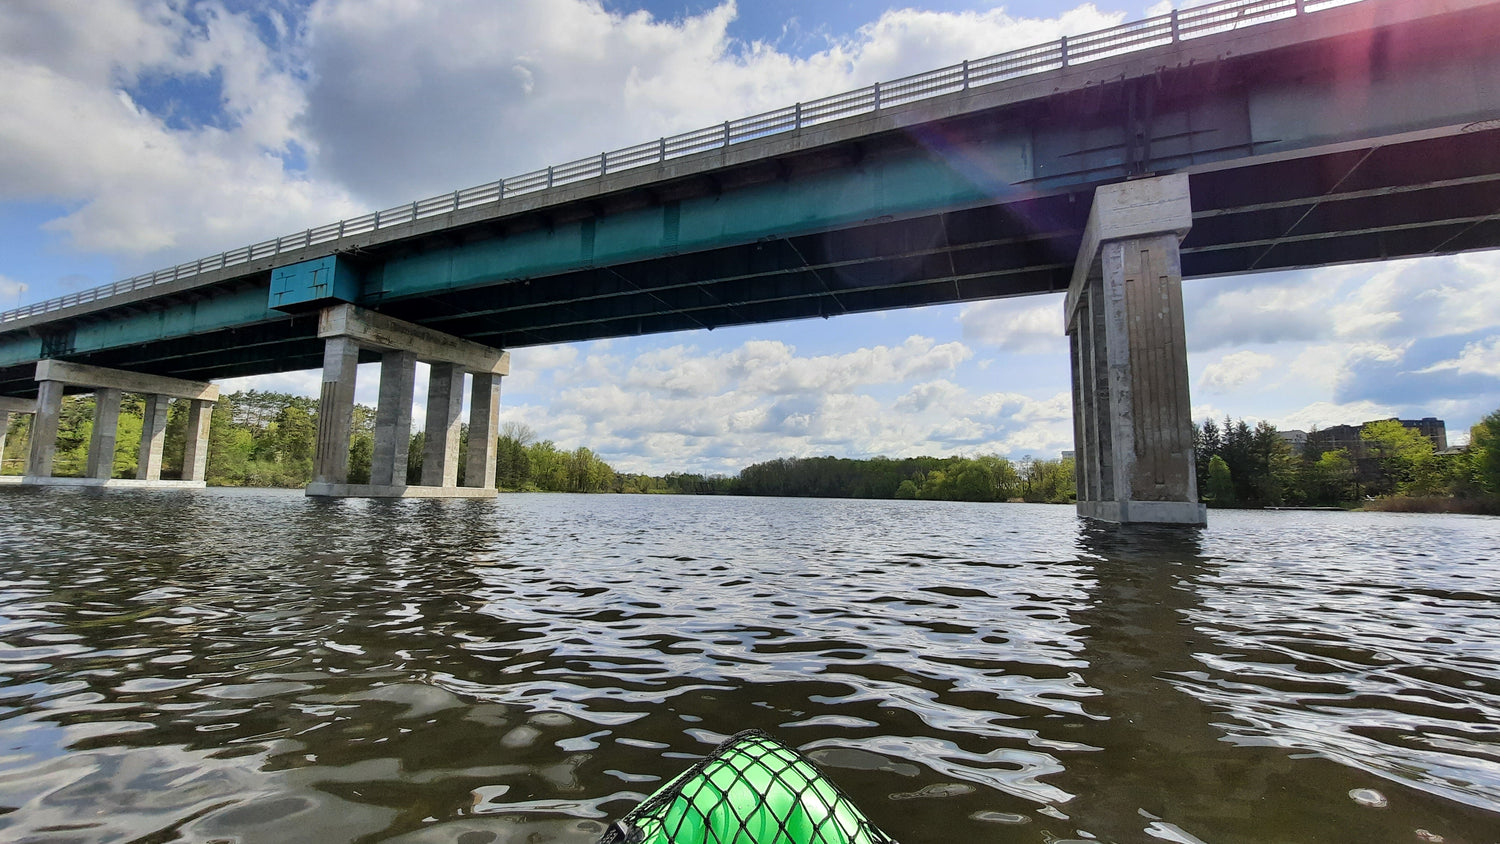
[2,0,1498,521]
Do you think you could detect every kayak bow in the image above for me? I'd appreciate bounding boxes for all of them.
[599,729,898,844]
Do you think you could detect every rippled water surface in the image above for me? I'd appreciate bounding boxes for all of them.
[0,489,1496,843]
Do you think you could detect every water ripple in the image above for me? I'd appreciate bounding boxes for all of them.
[0,490,1494,842]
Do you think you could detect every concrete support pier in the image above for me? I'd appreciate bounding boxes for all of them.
[370,350,417,486]
[306,304,508,499]
[1064,174,1206,526]
[0,396,37,483]
[137,394,171,481]
[466,372,502,490]
[22,360,218,489]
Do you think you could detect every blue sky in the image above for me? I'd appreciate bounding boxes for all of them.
[2,0,1497,474]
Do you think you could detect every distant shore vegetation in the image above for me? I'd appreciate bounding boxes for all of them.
[0,390,1073,503]
[4,390,1496,513]
[1194,412,1500,515]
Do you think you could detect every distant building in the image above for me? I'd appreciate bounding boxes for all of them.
[1306,417,1447,457]
[1278,429,1309,451]
[1060,450,1075,461]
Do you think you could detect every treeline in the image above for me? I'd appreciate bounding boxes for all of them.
[735,454,1076,503]
[1194,411,1500,510]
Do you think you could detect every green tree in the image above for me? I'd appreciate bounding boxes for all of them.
[1469,410,1500,497]
[1206,455,1235,507]
[1309,448,1356,504]
[1360,420,1434,496]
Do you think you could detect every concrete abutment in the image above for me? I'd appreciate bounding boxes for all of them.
[305,304,509,499]
[1065,174,1206,526]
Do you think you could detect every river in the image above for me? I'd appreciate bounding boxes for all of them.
[0,489,1495,843]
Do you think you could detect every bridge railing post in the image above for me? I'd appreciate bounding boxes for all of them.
[1059,35,1069,68]
[1170,9,1180,42]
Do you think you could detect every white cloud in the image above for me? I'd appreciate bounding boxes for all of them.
[0,274,27,304]
[1271,400,1398,434]
[0,1,361,270]
[1185,274,1336,351]
[1418,336,1500,378]
[1198,350,1275,393]
[958,297,1066,354]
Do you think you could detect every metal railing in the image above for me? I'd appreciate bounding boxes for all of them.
[0,0,1365,325]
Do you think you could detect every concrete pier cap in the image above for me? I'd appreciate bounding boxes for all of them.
[1065,173,1192,331]
[317,304,510,376]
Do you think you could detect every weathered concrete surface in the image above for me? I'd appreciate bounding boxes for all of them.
[1068,174,1206,527]
[25,380,64,479]
[313,337,360,485]
[465,372,502,490]
[34,359,217,401]
[319,304,510,374]
[305,482,497,499]
[421,363,465,488]
[371,350,417,486]
[85,388,122,480]
[137,394,171,481]
[182,400,213,482]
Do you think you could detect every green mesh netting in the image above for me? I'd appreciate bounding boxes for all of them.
[599,730,898,844]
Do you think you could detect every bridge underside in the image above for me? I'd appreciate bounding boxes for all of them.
[2,123,1497,399]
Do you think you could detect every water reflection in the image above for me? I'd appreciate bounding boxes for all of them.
[0,490,1495,843]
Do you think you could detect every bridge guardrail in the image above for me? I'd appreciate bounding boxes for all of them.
[0,0,1364,325]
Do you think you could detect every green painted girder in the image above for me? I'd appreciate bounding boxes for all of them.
[364,138,1034,304]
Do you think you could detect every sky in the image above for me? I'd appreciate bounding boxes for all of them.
[1,0,1497,476]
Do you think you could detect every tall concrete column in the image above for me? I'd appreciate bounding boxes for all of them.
[26,381,64,479]
[0,413,9,469]
[421,363,465,487]
[182,399,213,482]
[465,371,502,489]
[371,350,417,486]
[137,394,171,481]
[1064,174,1205,526]
[313,336,360,486]
[85,388,123,480]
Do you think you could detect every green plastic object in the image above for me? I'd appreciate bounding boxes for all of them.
[599,730,898,844]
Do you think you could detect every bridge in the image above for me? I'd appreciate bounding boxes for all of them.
[2,0,1498,520]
